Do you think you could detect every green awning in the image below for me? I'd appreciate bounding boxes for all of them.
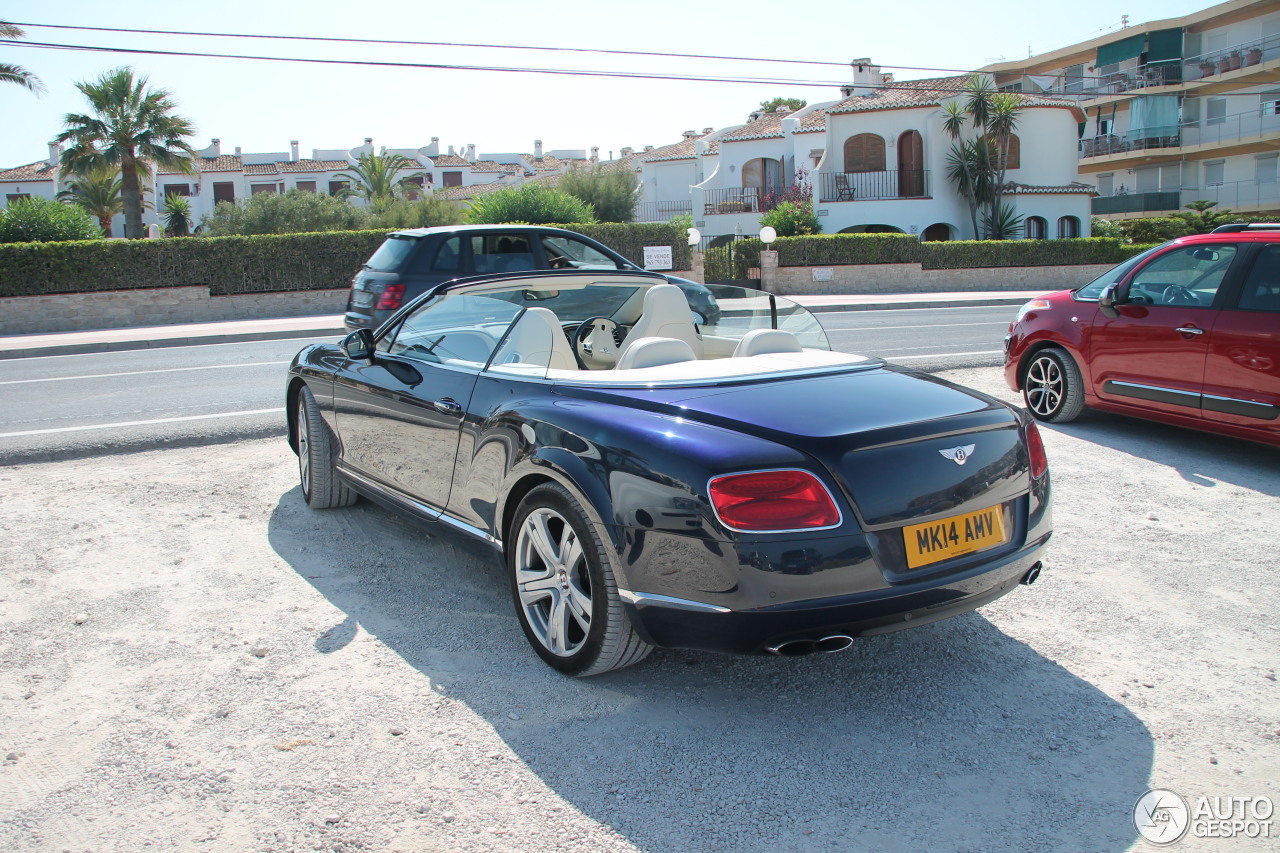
[1097,34,1146,67]
[1146,28,1183,62]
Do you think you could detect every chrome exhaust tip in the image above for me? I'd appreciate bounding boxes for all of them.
[814,634,854,653]
[766,634,854,656]
[766,639,817,657]
[1021,562,1043,585]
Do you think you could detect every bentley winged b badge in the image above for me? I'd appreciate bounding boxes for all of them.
[938,444,977,465]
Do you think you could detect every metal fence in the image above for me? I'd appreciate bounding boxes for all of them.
[816,170,929,202]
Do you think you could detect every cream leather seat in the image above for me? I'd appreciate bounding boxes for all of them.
[497,307,577,370]
[617,284,703,361]
[615,337,697,371]
[732,328,803,357]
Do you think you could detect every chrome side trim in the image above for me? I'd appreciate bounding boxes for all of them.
[435,511,503,547]
[1107,380,1199,400]
[336,465,502,547]
[1202,393,1280,421]
[618,590,733,614]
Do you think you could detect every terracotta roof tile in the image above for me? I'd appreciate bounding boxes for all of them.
[1004,181,1097,195]
[0,160,57,182]
[243,163,280,176]
[829,75,1080,115]
[636,139,697,162]
[279,159,351,172]
[430,155,470,166]
[432,180,508,201]
[719,110,794,142]
[469,160,522,174]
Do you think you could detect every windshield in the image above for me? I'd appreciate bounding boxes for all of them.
[364,235,419,272]
[1075,245,1165,300]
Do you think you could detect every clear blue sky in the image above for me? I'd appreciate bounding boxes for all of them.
[0,0,1214,168]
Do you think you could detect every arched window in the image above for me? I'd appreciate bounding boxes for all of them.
[984,134,1021,170]
[742,157,783,194]
[1025,216,1048,239]
[843,134,886,172]
[1058,216,1080,238]
[922,223,951,241]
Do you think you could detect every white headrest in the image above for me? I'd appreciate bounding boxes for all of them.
[733,328,803,357]
[615,337,697,370]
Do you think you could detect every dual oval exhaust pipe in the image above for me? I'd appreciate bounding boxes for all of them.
[766,562,1045,657]
[766,634,855,657]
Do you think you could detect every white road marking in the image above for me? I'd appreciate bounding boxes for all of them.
[0,408,285,438]
[821,321,1009,331]
[0,361,291,385]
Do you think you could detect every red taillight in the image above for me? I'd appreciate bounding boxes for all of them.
[1026,421,1048,478]
[376,283,406,311]
[708,470,841,532]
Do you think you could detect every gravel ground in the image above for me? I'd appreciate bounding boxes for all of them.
[1,367,1277,852]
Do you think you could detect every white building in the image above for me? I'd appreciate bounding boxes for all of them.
[0,136,597,234]
[983,0,1280,218]
[631,62,1093,242]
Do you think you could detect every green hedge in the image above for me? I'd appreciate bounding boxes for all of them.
[920,238,1131,270]
[0,230,390,298]
[545,222,691,271]
[0,223,690,299]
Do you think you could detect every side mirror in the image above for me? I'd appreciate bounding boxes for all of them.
[1098,283,1122,319]
[342,328,376,362]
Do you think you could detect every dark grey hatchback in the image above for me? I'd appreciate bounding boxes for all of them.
[344,224,720,331]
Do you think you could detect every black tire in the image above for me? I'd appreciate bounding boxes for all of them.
[296,386,358,509]
[508,483,652,676]
[1022,346,1085,423]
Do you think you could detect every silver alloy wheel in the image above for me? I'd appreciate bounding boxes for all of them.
[1025,353,1065,418]
[514,507,593,657]
[297,397,311,495]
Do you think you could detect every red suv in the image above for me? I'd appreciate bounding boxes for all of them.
[1004,224,1279,447]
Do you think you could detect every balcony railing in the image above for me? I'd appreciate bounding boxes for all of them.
[816,170,930,202]
[1092,191,1181,215]
[1184,179,1280,210]
[1080,133,1182,159]
[1183,33,1280,82]
[1183,109,1280,148]
[702,187,768,215]
[632,200,693,223]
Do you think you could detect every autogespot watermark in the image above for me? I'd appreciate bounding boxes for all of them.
[1134,789,1274,845]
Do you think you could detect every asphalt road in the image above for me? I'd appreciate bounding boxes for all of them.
[0,305,1019,463]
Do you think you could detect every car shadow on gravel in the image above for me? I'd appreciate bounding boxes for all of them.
[269,490,1153,853]
[1036,411,1280,496]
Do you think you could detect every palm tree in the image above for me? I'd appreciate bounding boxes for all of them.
[57,165,125,237]
[55,67,197,240]
[0,21,44,94]
[336,152,424,211]
[943,76,1025,239]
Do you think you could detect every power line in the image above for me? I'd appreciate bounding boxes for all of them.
[10,20,979,76]
[13,41,853,87]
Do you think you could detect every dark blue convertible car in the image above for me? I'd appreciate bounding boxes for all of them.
[287,270,1052,676]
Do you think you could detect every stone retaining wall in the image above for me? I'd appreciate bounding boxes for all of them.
[759,257,1114,295]
[0,287,350,335]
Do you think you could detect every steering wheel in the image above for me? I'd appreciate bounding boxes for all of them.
[1162,285,1199,306]
[574,316,622,369]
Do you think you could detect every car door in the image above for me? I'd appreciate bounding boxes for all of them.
[331,291,523,509]
[1089,243,1239,418]
[1201,243,1280,434]
[466,231,539,275]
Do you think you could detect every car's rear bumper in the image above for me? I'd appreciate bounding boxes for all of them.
[619,534,1049,655]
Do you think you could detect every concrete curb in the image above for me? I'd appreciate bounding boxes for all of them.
[0,325,345,360]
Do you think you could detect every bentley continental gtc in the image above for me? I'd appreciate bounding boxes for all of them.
[288,271,1052,675]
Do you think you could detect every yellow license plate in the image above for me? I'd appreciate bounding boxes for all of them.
[903,506,1008,569]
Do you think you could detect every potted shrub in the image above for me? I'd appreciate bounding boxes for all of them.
[1217,56,1232,74]
[1199,59,1218,77]
[1228,50,1243,71]
[1247,46,1263,66]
